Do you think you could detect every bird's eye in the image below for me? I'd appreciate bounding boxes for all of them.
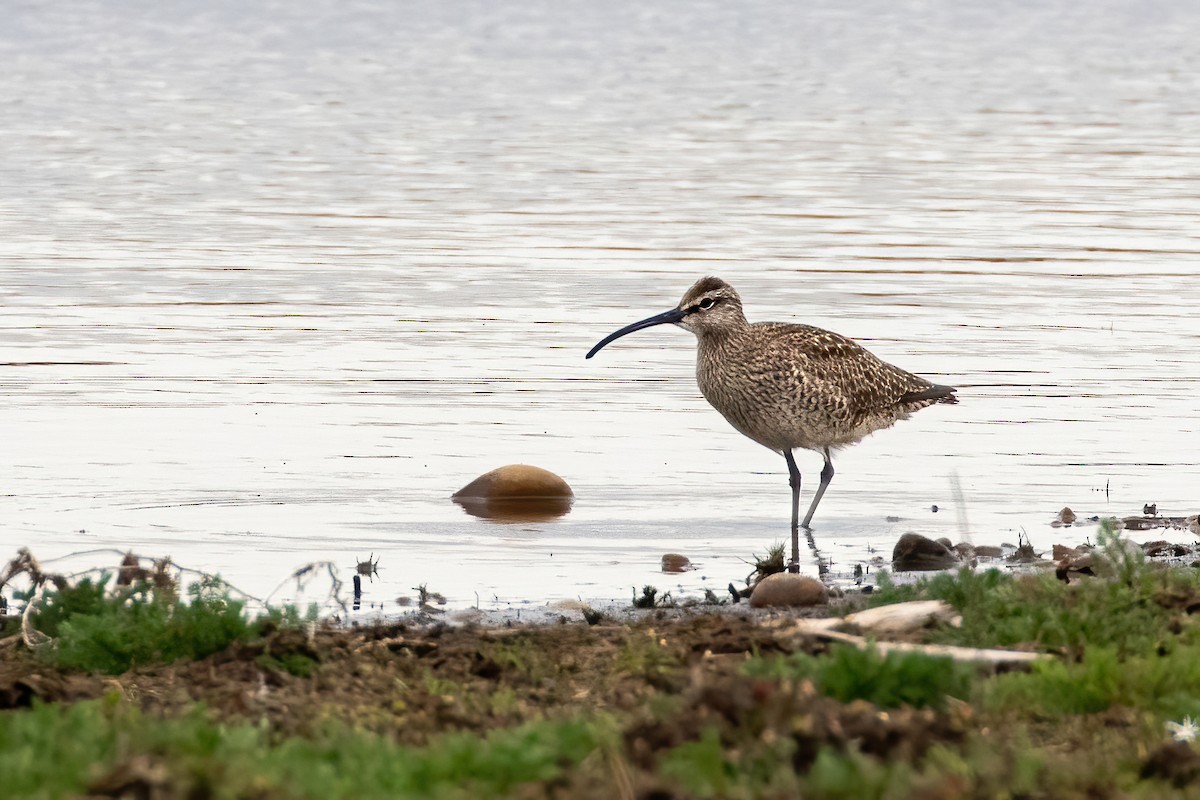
[699,297,716,310]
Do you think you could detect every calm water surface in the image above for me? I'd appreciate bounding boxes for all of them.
[2,0,1198,613]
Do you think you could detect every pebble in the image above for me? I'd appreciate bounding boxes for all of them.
[749,573,828,608]
[660,553,691,573]
[891,532,960,572]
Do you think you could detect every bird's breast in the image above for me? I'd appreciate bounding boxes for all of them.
[695,342,815,451]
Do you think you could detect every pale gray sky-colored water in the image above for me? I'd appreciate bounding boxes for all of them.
[2,0,1198,613]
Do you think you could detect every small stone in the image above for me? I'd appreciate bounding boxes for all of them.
[1057,507,1076,525]
[974,545,1003,558]
[1052,543,1089,560]
[749,573,828,608]
[660,553,691,573]
[1055,550,1095,581]
[892,533,959,572]
[1144,541,1187,558]
[1058,538,1142,582]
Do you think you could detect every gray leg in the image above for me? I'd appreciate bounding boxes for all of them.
[800,447,834,528]
[784,450,801,573]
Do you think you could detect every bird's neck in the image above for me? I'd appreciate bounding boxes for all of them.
[694,323,745,356]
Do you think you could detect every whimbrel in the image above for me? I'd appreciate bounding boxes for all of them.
[586,276,957,570]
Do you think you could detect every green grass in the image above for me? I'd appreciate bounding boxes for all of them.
[744,645,974,711]
[22,573,314,674]
[658,729,939,800]
[852,527,1200,723]
[0,697,607,800]
[985,644,1200,719]
[869,526,1200,659]
[9,525,1200,798]
[256,650,319,678]
[659,727,803,799]
[655,729,1068,800]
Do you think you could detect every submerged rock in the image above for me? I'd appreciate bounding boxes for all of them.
[953,542,976,559]
[1122,515,1165,531]
[660,553,692,573]
[749,573,827,608]
[892,533,959,572]
[1054,545,1096,583]
[453,464,573,500]
[1144,541,1189,558]
[452,464,573,521]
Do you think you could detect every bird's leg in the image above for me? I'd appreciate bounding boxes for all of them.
[800,447,834,529]
[784,450,801,573]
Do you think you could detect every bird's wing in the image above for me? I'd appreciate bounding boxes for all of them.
[756,324,936,414]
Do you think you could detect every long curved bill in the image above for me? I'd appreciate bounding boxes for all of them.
[586,307,685,359]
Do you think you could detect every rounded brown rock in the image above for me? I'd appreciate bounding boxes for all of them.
[452,464,573,500]
[891,532,960,571]
[661,553,691,573]
[748,573,828,608]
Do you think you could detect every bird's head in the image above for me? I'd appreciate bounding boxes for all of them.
[585,276,746,359]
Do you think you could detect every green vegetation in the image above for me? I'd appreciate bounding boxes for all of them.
[5,525,1200,798]
[752,541,787,578]
[21,573,315,674]
[870,527,1200,658]
[0,697,605,800]
[985,644,1200,719]
[744,644,974,710]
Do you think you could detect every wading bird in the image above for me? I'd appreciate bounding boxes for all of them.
[586,277,957,571]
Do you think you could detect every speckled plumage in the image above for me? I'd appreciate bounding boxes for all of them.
[677,278,956,454]
[586,276,957,560]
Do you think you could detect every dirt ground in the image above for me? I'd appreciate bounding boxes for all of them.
[0,609,979,797]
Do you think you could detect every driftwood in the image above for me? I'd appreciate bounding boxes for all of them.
[21,581,52,649]
[0,548,54,649]
[842,599,961,635]
[777,600,1051,666]
[794,623,1050,665]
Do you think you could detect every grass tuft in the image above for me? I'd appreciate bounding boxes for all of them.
[0,698,606,799]
[744,645,973,711]
[868,524,1200,659]
[24,573,314,674]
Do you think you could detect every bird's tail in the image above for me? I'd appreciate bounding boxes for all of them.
[899,384,958,405]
